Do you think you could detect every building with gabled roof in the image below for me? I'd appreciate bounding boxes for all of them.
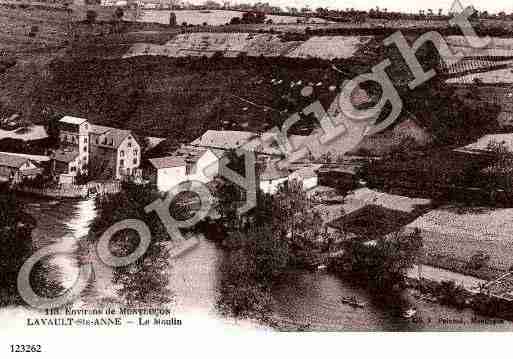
[191,130,258,150]
[146,156,187,191]
[259,159,288,194]
[57,116,141,182]
[0,152,42,184]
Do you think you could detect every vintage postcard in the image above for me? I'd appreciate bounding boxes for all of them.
[0,0,512,355]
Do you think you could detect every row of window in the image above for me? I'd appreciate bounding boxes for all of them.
[119,149,138,158]
[119,158,138,167]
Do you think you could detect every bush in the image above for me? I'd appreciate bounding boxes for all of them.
[28,25,39,37]
[86,10,98,24]
[468,251,491,271]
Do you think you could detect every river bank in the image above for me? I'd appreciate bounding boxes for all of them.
[1,195,510,331]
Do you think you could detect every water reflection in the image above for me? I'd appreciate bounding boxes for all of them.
[6,196,513,331]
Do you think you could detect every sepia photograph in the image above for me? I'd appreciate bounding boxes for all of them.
[1,0,513,355]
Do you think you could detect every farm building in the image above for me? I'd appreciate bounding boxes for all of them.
[173,144,226,184]
[259,160,288,194]
[454,133,513,157]
[0,153,42,184]
[191,130,258,151]
[326,204,418,238]
[317,165,358,193]
[288,164,322,190]
[146,156,187,192]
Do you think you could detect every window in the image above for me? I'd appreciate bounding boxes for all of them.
[84,124,88,129]
[128,142,132,148]
[120,150,125,157]
[133,158,137,165]
[134,149,138,156]
[120,159,124,167]
[70,166,76,173]
[186,162,193,176]
[95,137,99,144]
[84,137,88,144]
[83,146,87,152]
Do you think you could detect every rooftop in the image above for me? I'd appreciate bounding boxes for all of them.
[0,152,32,169]
[149,156,186,169]
[327,204,417,237]
[90,124,133,149]
[59,116,88,126]
[455,133,513,155]
[289,164,323,180]
[260,160,288,181]
[0,152,50,163]
[191,130,258,150]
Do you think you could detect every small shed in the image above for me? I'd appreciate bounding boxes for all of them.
[0,153,42,184]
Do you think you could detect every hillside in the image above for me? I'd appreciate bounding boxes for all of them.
[26,56,350,143]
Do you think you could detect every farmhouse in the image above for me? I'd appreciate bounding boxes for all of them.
[0,153,42,184]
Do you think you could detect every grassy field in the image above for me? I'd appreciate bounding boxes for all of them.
[0,4,71,55]
[407,206,513,272]
[129,9,329,26]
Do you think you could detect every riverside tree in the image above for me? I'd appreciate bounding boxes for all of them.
[0,188,62,306]
[335,228,423,293]
[90,182,172,306]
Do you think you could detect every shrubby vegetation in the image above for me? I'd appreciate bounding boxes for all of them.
[0,187,61,306]
[331,229,423,293]
[89,182,174,306]
[217,180,324,319]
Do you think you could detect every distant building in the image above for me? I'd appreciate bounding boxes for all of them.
[288,164,322,190]
[0,153,42,184]
[454,133,513,159]
[259,160,288,194]
[317,165,358,193]
[191,130,259,151]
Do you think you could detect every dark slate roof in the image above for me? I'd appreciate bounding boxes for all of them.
[149,156,186,169]
[327,204,416,237]
[90,124,133,149]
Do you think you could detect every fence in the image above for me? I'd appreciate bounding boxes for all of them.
[16,181,122,199]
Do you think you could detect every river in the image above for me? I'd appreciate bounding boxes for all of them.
[2,196,513,332]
